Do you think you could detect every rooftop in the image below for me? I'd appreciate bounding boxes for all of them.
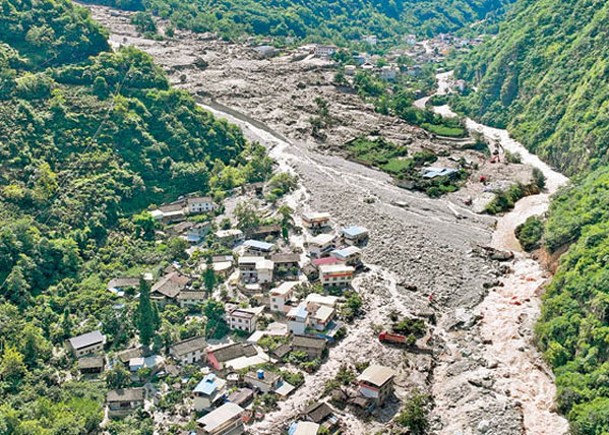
[305,293,339,308]
[176,291,207,301]
[331,246,362,258]
[171,336,207,357]
[289,421,321,435]
[227,388,254,407]
[216,229,243,238]
[271,253,301,264]
[292,335,327,350]
[312,257,342,267]
[318,264,355,274]
[193,373,227,396]
[255,259,274,270]
[243,239,275,251]
[287,302,309,321]
[209,343,258,363]
[107,388,145,403]
[310,233,335,246]
[77,356,105,370]
[357,364,396,387]
[342,226,369,238]
[197,403,244,432]
[68,330,104,350]
[271,281,300,296]
[302,212,331,222]
[312,305,335,323]
[187,196,213,204]
[151,272,190,299]
[421,167,459,179]
[230,306,265,319]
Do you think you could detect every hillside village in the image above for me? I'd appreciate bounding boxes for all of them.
[64,170,415,434]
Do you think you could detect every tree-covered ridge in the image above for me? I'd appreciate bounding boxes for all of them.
[0,0,109,65]
[85,0,513,41]
[0,0,260,431]
[454,0,609,175]
[537,167,609,434]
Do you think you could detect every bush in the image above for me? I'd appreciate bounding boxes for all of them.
[396,389,431,434]
[515,216,543,251]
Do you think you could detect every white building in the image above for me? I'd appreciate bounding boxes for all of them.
[270,281,299,313]
[256,259,274,284]
[331,246,362,267]
[169,336,207,365]
[228,306,265,333]
[65,331,105,358]
[318,264,355,288]
[187,196,216,214]
[309,305,335,331]
[362,34,377,45]
[308,233,336,258]
[197,402,245,435]
[287,302,309,335]
[315,45,337,57]
[302,212,331,230]
[193,373,228,412]
[380,66,399,81]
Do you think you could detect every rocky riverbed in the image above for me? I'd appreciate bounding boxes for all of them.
[87,5,568,434]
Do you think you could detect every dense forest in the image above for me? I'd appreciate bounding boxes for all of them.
[454,0,609,433]
[0,0,268,431]
[82,0,514,41]
[454,0,609,175]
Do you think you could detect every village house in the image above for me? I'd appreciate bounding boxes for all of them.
[270,281,299,313]
[206,343,260,371]
[116,347,144,366]
[215,229,244,247]
[362,34,377,45]
[66,330,105,358]
[331,246,363,267]
[287,302,309,335]
[247,322,289,344]
[170,336,207,365]
[151,272,190,305]
[196,402,245,435]
[227,388,255,408]
[357,364,396,406]
[380,65,399,81]
[341,226,369,246]
[193,373,227,412]
[238,257,274,284]
[305,293,339,309]
[77,356,105,375]
[271,253,300,276]
[244,369,282,394]
[199,255,234,279]
[168,220,195,237]
[344,65,357,76]
[292,335,327,359]
[303,401,340,432]
[243,239,275,256]
[421,167,459,179]
[311,256,342,270]
[152,202,186,223]
[251,224,282,239]
[308,304,335,331]
[186,222,211,244]
[187,196,216,215]
[107,277,140,295]
[253,45,277,58]
[318,264,355,289]
[107,388,145,418]
[301,212,331,231]
[308,233,336,258]
[315,45,337,57]
[177,291,207,309]
[289,421,320,435]
[228,306,265,333]
[128,354,164,374]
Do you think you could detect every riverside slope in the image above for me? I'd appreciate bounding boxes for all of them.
[88,6,568,433]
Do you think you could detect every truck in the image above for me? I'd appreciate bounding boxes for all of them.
[378,331,409,345]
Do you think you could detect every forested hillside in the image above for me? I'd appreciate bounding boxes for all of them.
[0,0,264,431]
[454,0,609,175]
[455,0,609,432]
[84,0,513,41]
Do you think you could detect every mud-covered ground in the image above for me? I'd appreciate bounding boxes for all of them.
[88,6,567,434]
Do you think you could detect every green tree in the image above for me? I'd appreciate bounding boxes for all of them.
[137,277,157,347]
[203,255,216,294]
[202,300,229,339]
[104,362,131,389]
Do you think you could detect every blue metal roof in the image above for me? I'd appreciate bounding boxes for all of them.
[244,240,274,251]
[422,167,459,179]
[342,226,368,238]
[194,374,221,395]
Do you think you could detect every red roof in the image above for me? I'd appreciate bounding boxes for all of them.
[312,257,342,267]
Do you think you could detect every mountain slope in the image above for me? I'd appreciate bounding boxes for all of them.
[84,0,514,40]
[455,0,609,175]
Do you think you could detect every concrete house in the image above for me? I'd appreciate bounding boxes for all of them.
[238,257,274,284]
[186,222,211,244]
[193,373,227,412]
[303,401,340,432]
[341,226,369,246]
[315,45,337,57]
[287,302,309,335]
[271,253,300,275]
[380,65,399,81]
[302,212,331,231]
[357,364,396,406]
[292,335,327,359]
[196,402,245,435]
[270,281,299,313]
[255,259,274,284]
[243,240,275,256]
[318,264,355,288]
[66,330,105,358]
[215,229,244,247]
[107,388,145,418]
[207,343,259,371]
[170,336,207,365]
[187,196,216,215]
[331,246,363,267]
[177,291,207,309]
[308,233,336,258]
[305,293,339,309]
[289,421,320,435]
[228,306,265,333]
[244,369,282,394]
[309,305,335,331]
[77,356,105,375]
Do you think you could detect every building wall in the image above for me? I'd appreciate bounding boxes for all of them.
[73,342,104,357]
[288,320,306,335]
